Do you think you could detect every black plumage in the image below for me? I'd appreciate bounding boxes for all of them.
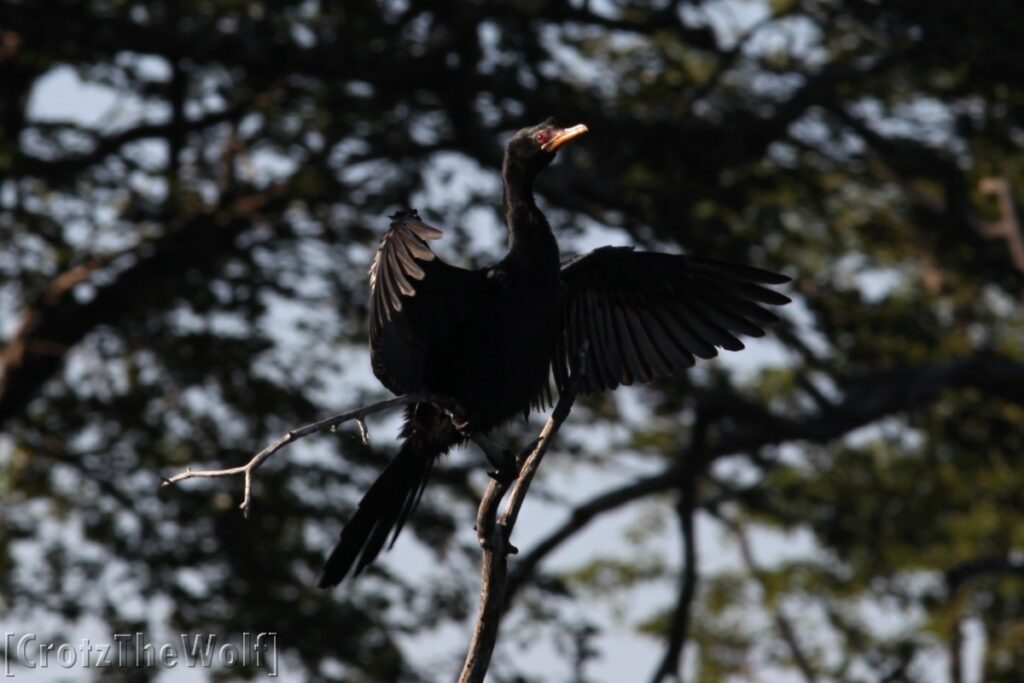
[319,120,790,587]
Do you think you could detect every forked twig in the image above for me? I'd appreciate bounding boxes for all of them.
[458,345,586,683]
[161,392,464,517]
[163,346,585,683]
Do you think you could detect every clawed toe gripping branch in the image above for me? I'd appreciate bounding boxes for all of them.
[162,346,587,683]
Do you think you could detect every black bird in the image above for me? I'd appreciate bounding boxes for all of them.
[319,121,790,587]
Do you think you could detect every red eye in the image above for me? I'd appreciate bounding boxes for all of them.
[535,132,549,144]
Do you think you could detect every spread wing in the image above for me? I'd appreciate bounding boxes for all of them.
[368,209,476,395]
[554,246,791,394]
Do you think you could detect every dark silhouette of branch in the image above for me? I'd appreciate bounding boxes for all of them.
[14,105,246,184]
[945,556,1024,592]
[830,106,1024,289]
[649,470,700,683]
[458,365,582,683]
[162,392,467,517]
[722,514,819,683]
[648,410,712,683]
[949,616,964,683]
[546,1,717,50]
[977,177,1024,272]
[685,3,807,108]
[506,467,682,605]
[504,354,1024,611]
[0,185,289,426]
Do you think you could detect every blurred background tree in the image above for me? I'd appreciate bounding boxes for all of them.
[2,0,1024,681]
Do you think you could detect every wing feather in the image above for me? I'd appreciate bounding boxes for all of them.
[720,281,792,306]
[647,309,697,370]
[622,309,663,378]
[569,295,584,381]
[614,304,647,384]
[598,298,624,389]
[370,209,441,322]
[392,238,426,281]
[577,291,598,392]
[635,308,679,375]
[589,292,617,390]
[557,247,790,394]
[368,209,464,395]
[664,304,718,359]
[683,301,745,351]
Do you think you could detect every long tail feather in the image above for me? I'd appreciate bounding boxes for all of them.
[319,406,454,587]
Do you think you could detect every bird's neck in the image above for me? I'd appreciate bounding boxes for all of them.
[502,168,558,270]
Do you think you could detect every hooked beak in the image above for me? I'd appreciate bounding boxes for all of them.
[541,123,589,152]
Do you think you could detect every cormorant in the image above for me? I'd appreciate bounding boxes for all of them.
[319,120,790,587]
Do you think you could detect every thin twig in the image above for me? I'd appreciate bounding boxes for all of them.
[162,392,463,517]
[977,177,1024,272]
[505,465,682,605]
[722,514,818,683]
[685,3,804,108]
[649,412,709,683]
[458,358,584,683]
[649,477,699,683]
[501,352,1024,606]
[948,615,963,683]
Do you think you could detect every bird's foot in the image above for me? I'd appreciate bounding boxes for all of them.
[484,437,541,483]
[487,455,518,485]
[471,433,519,483]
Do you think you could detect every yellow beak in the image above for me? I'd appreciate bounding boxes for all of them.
[541,124,589,152]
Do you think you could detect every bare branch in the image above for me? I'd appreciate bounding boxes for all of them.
[830,107,1024,287]
[0,186,291,426]
[649,412,710,683]
[949,615,964,683]
[505,354,1024,607]
[648,478,699,683]
[685,3,806,108]
[721,514,818,683]
[505,466,680,603]
[458,368,582,683]
[945,556,1024,591]
[162,392,463,517]
[14,104,246,183]
[977,177,1024,272]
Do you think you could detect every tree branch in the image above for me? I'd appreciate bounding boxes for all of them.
[685,3,806,108]
[506,466,681,605]
[458,372,582,683]
[649,473,699,683]
[649,411,710,683]
[829,106,1024,288]
[945,556,1024,592]
[723,514,819,683]
[504,354,1024,608]
[949,615,964,683]
[0,185,288,426]
[14,104,246,183]
[977,177,1024,272]
[162,392,465,517]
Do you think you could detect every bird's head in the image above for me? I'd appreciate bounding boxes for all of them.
[503,119,588,179]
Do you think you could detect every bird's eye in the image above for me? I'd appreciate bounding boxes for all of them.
[535,132,549,144]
